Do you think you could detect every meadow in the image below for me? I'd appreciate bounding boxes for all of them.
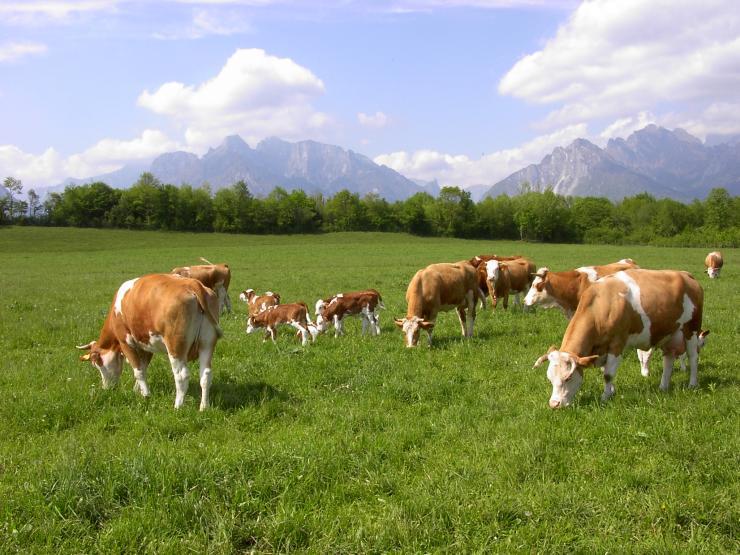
[0,226,737,553]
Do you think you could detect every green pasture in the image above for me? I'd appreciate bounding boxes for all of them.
[0,227,737,553]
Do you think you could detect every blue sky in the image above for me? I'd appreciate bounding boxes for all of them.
[1,0,739,189]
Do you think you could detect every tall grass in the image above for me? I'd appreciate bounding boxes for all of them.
[0,227,737,552]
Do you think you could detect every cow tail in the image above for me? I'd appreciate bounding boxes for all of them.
[193,284,223,338]
[300,302,314,325]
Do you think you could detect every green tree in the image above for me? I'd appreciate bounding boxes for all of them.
[476,194,517,239]
[704,187,733,230]
[323,189,366,231]
[428,187,476,237]
[3,176,23,221]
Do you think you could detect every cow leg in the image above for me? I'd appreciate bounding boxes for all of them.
[333,315,342,338]
[502,293,508,310]
[132,351,153,397]
[637,348,653,377]
[426,328,434,347]
[291,321,309,346]
[198,342,214,411]
[513,292,521,308]
[686,334,699,388]
[168,355,190,409]
[456,307,467,337]
[659,353,676,391]
[601,354,622,402]
[373,312,381,335]
[268,326,277,343]
[466,290,476,337]
[361,310,369,335]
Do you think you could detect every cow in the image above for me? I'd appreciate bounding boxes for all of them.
[394,261,481,347]
[76,274,222,410]
[315,289,384,337]
[533,269,705,409]
[524,259,639,318]
[484,257,536,309]
[239,289,281,316]
[246,302,316,346]
[171,258,232,313]
[705,251,723,279]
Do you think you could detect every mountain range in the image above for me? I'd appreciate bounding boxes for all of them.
[485,125,740,201]
[60,135,426,202]
[49,125,740,203]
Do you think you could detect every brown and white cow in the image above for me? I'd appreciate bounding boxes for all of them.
[315,289,385,337]
[533,269,705,408]
[246,302,316,346]
[483,257,536,309]
[524,259,639,318]
[171,258,232,313]
[394,261,482,347]
[77,274,222,410]
[705,251,723,279]
[239,289,281,316]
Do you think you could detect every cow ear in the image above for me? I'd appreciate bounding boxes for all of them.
[576,354,600,367]
[419,320,435,330]
[394,318,405,328]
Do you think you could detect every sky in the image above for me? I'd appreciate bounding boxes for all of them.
[1,0,739,190]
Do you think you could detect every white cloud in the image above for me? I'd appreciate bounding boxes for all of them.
[499,0,740,132]
[153,8,253,40]
[357,111,389,128]
[599,111,656,143]
[0,1,119,24]
[375,124,587,187]
[0,130,178,186]
[0,41,47,63]
[138,48,330,150]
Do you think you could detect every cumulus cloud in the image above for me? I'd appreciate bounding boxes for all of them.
[598,111,656,143]
[357,111,390,128]
[0,130,178,185]
[0,41,47,63]
[138,48,330,150]
[375,124,587,187]
[499,0,740,133]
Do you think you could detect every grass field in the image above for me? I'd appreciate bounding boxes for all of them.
[1,226,738,553]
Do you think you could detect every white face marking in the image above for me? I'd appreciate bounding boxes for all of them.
[400,317,422,347]
[707,267,720,279]
[315,299,325,315]
[545,351,583,408]
[614,271,651,348]
[114,278,139,315]
[576,266,598,282]
[485,260,500,281]
[524,275,551,307]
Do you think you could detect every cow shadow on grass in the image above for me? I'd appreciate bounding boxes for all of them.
[207,378,292,411]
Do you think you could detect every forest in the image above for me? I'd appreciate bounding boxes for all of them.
[2,173,738,247]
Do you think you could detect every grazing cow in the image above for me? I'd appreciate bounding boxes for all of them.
[533,269,705,408]
[239,289,281,316]
[315,289,385,337]
[246,303,316,346]
[524,259,639,318]
[484,257,536,309]
[394,261,481,347]
[705,251,723,279]
[77,274,222,410]
[171,258,232,313]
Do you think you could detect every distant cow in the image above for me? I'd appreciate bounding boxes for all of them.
[395,261,482,347]
[705,251,723,279]
[315,289,384,337]
[77,274,222,410]
[171,258,232,313]
[246,302,316,346]
[484,257,535,309]
[534,269,705,408]
[239,289,281,316]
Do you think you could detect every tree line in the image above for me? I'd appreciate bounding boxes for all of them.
[2,173,738,247]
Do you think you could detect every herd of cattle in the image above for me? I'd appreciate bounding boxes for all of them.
[76,251,724,410]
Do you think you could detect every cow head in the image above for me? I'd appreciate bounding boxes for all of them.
[524,267,556,308]
[394,316,434,347]
[706,266,721,279]
[77,340,124,388]
[245,317,258,334]
[534,346,599,408]
[239,289,255,303]
[485,260,501,282]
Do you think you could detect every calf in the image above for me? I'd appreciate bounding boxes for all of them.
[171,258,232,313]
[315,289,384,337]
[534,269,705,408]
[705,251,723,279]
[484,258,535,308]
[395,261,482,347]
[77,274,222,410]
[246,302,316,346]
[239,289,281,316]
